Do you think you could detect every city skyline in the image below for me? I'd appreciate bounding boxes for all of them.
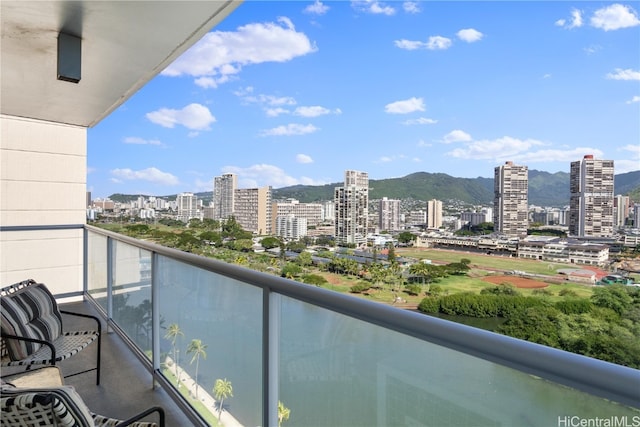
[88,1,640,199]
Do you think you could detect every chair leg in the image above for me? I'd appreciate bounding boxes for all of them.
[96,328,101,386]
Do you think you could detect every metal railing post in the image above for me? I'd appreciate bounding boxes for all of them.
[265,291,280,427]
[151,252,161,389]
[106,237,114,333]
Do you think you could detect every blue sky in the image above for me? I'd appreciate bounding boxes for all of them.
[88,1,640,198]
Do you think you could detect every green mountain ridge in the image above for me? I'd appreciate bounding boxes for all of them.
[108,169,640,207]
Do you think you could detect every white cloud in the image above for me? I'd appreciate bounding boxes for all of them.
[606,68,640,81]
[542,73,552,79]
[304,0,329,15]
[626,95,640,104]
[394,39,427,50]
[615,145,640,173]
[556,8,583,29]
[446,137,601,164]
[266,107,290,117]
[590,4,640,31]
[443,130,472,144]
[446,137,545,160]
[619,144,640,157]
[395,36,453,51]
[385,97,425,114]
[259,123,319,136]
[403,2,420,14]
[146,103,216,130]
[296,154,314,163]
[123,137,162,146]
[222,164,326,188]
[402,117,438,125]
[374,154,407,164]
[583,45,602,55]
[352,1,396,16]
[615,159,640,173]
[417,139,432,147]
[294,106,332,117]
[110,167,179,186]
[457,28,484,43]
[427,36,452,50]
[162,17,316,87]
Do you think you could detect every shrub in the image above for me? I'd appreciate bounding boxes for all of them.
[480,284,521,296]
[428,285,443,297]
[418,297,440,313]
[405,284,422,296]
[301,274,328,286]
[555,299,593,315]
[559,288,578,298]
[350,283,371,293]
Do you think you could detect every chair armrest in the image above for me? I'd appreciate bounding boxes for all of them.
[0,333,57,365]
[115,406,165,427]
[59,311,102,336]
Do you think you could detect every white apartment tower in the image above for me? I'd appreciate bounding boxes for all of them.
[276,215,308,240]
[176,192,200,223]
[426,199,443,229]
[234,186,272,235]
[378,197,401,232]
[335,170,369,246]
[569,155,614,237]
[213,173,237,221]
[493,161,528,237]
[271,199,323,233]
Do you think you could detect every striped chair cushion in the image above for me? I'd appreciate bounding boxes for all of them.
[1,385,94,427]
[0,281,63,361]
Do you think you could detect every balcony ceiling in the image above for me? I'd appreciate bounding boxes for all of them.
[1,1,241,128]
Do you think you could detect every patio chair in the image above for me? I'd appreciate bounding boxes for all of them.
[1,279,101,385]
[0,382,165,427]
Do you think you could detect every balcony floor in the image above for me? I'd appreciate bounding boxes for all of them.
[3,300,195,426]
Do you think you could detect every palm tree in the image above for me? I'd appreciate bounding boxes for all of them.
[278,401,290,427]
[186,339,207,399]
[164,323,183,385]
[213,378,233,421]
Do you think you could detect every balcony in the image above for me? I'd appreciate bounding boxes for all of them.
[7,224,637,426]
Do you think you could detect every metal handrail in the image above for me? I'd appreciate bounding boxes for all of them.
[85,225,640,409]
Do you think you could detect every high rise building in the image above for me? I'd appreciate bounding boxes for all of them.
[426,199,443,229]
[569,155,614,237]
[213,173,237,221]
[275,215,308,240]
[234,186,272,234]
[176,192,200,223]
[493,161,528,237]
[378,197,401,232]
[335,170,369,246]
[614,195,630,228]
[271,199,323,233]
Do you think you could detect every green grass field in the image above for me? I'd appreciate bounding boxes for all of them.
[399,248,573,275]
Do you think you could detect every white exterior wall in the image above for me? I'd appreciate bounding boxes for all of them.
[1,115,86,294]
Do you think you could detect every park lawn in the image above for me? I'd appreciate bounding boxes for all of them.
[398,248,568,275]
[312,266,595,306]
[430,273,594,301]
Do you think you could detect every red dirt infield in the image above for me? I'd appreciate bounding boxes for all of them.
[481,275,549,289]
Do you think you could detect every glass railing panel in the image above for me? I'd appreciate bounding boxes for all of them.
[86,231,108,310]
[278,296,639,426]
[111,240,153,356]
[156,255,263,427]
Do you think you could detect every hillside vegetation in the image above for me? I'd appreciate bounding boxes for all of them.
[109,169,640,207]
